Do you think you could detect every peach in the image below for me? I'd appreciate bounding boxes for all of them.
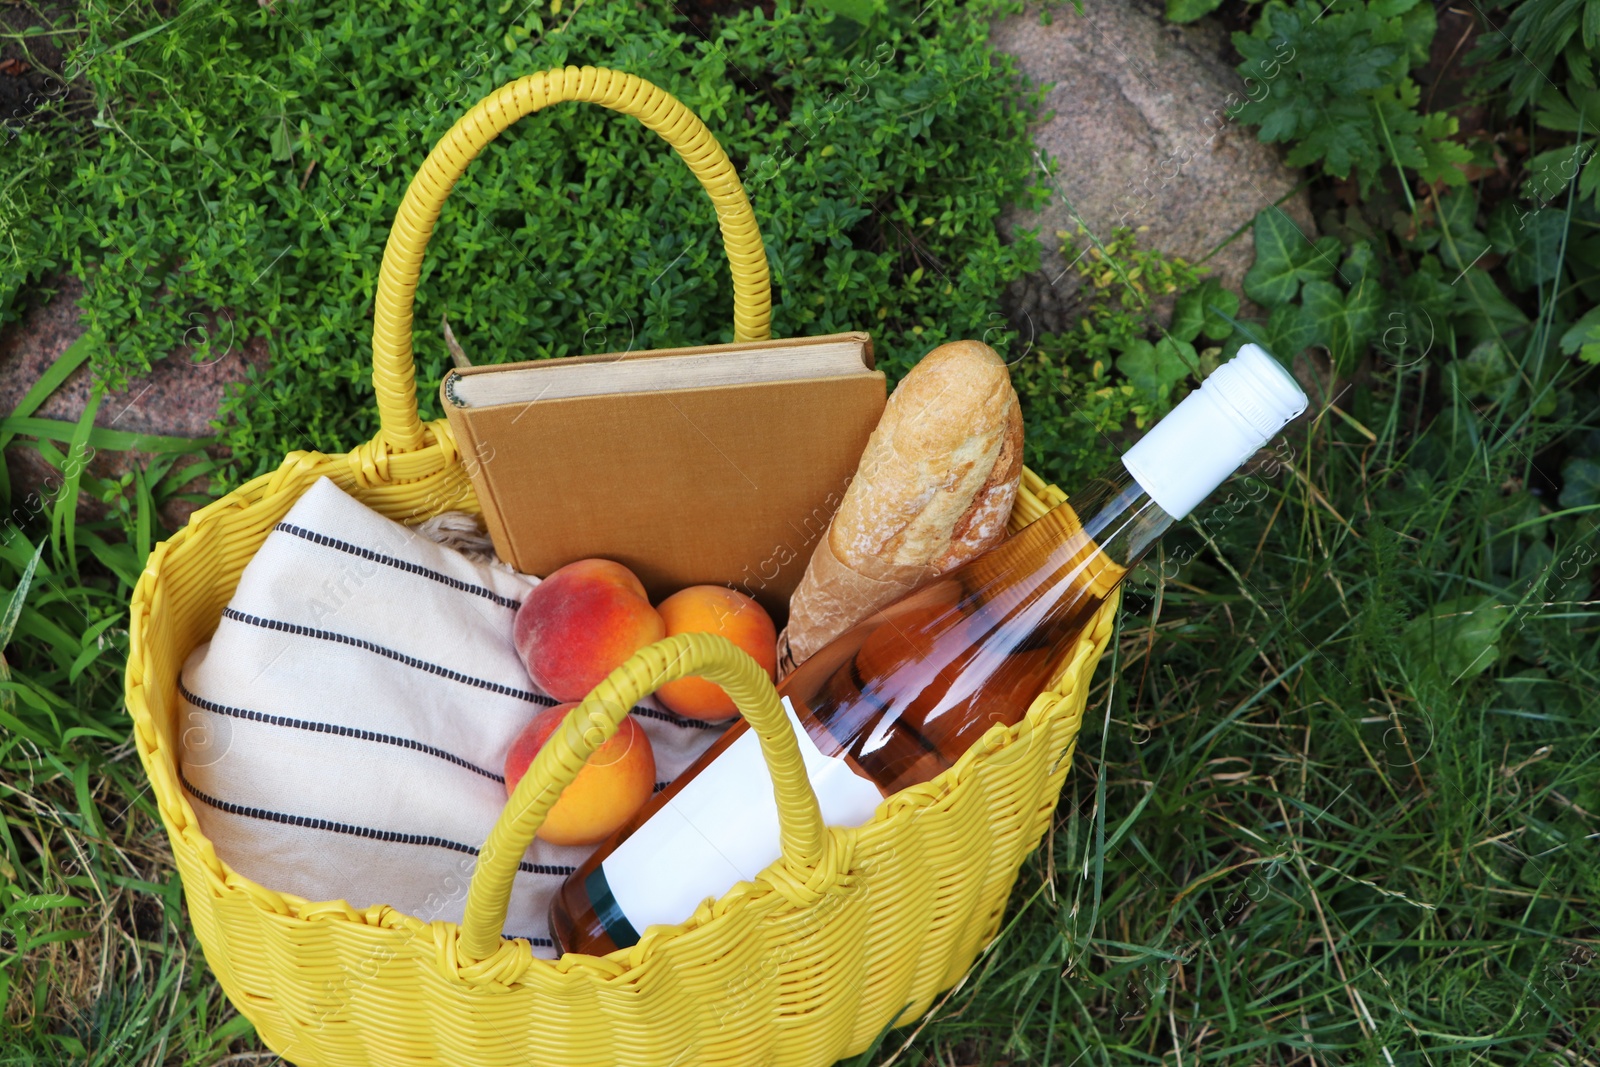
[504,702,656,846]
[654,585,777,721]
[515,559,665,702]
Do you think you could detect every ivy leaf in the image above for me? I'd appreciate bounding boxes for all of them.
[1342,240,1378,289]
[1453,338,1517,402]
[1453,269,1531,343]
[1117,337,1197,401]
[1560,457,1600,509]
[1171,279,1239,343]
[1248,301,1321,363]
[1199,284,1239,341]
[1302,276,1381,372]
[1402,597,1505,682]
[1487,204,1566,291]
[1434,189,1491,272]
[1559,307,1600,363]
[1170,292,1205,343]
[1378,257,1452,364]
[1485,201,1519,255]
[1167,0,1225,21]
[1243,209,1341,307]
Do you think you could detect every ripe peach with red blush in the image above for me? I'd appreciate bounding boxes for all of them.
[654,585,777,721]
[503,702,656,846]
[515,559,665,702]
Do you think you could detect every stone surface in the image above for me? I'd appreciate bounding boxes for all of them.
[0,278,268,531]
[991,0,1316,338]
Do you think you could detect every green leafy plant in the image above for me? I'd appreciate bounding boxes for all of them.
[1230,0,1472,192]
[1114,277,1240,405]
[1235,208,1382,374]
[1172,0,1600,416]
[1,0,1045,481]
[1471,0,1600,209]
[5,3,1600,1062]
[1226,61,1599,400]
[1002,227,1248,489]
[1165,0,1233,22]
[1470,0,1600,114]
[1563,306,1600,363]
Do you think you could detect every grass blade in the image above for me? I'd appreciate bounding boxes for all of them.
[49,387,101,577]
[0,415,212,455]
[0,540,44,653]
[0,333,95,503]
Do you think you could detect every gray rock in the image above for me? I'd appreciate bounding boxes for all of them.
[0,277,267,532]
[991,0,1316,338]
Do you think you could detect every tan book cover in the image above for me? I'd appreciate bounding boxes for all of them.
[440,333,885,621]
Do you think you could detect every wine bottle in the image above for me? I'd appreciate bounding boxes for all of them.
[549,344,1307,956]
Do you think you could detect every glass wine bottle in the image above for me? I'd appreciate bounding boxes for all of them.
[549,344,1307,956]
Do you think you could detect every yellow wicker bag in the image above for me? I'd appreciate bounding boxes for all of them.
[125,66,1117,1067]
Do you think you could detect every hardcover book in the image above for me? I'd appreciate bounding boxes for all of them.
[440,332,886,620]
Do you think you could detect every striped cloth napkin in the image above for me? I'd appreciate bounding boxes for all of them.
[178,477,723,955]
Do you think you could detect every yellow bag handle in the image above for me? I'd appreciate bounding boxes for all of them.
[458,633,830,963]
[371,65,774,453]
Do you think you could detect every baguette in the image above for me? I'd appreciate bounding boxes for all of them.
[777,340,1023,676]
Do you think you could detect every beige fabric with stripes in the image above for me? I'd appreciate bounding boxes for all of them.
[179,476,722,954]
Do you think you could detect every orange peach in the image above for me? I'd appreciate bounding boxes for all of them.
[654,585,777,721]
[515,559,665,702]
[504,702,656,846]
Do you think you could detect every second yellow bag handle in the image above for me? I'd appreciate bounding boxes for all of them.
[371,65,774,453]
[458,633,831,964]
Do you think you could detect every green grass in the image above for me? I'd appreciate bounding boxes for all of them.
[894,360,1600,1064]
[3,0,1599,1064]
[0,390,244,1064]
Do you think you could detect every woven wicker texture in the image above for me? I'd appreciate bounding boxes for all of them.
[124,67,1117,1067]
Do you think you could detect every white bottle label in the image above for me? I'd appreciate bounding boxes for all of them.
[592,697,884,943]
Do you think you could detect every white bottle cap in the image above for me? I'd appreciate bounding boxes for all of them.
[1120,344,1308,519]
